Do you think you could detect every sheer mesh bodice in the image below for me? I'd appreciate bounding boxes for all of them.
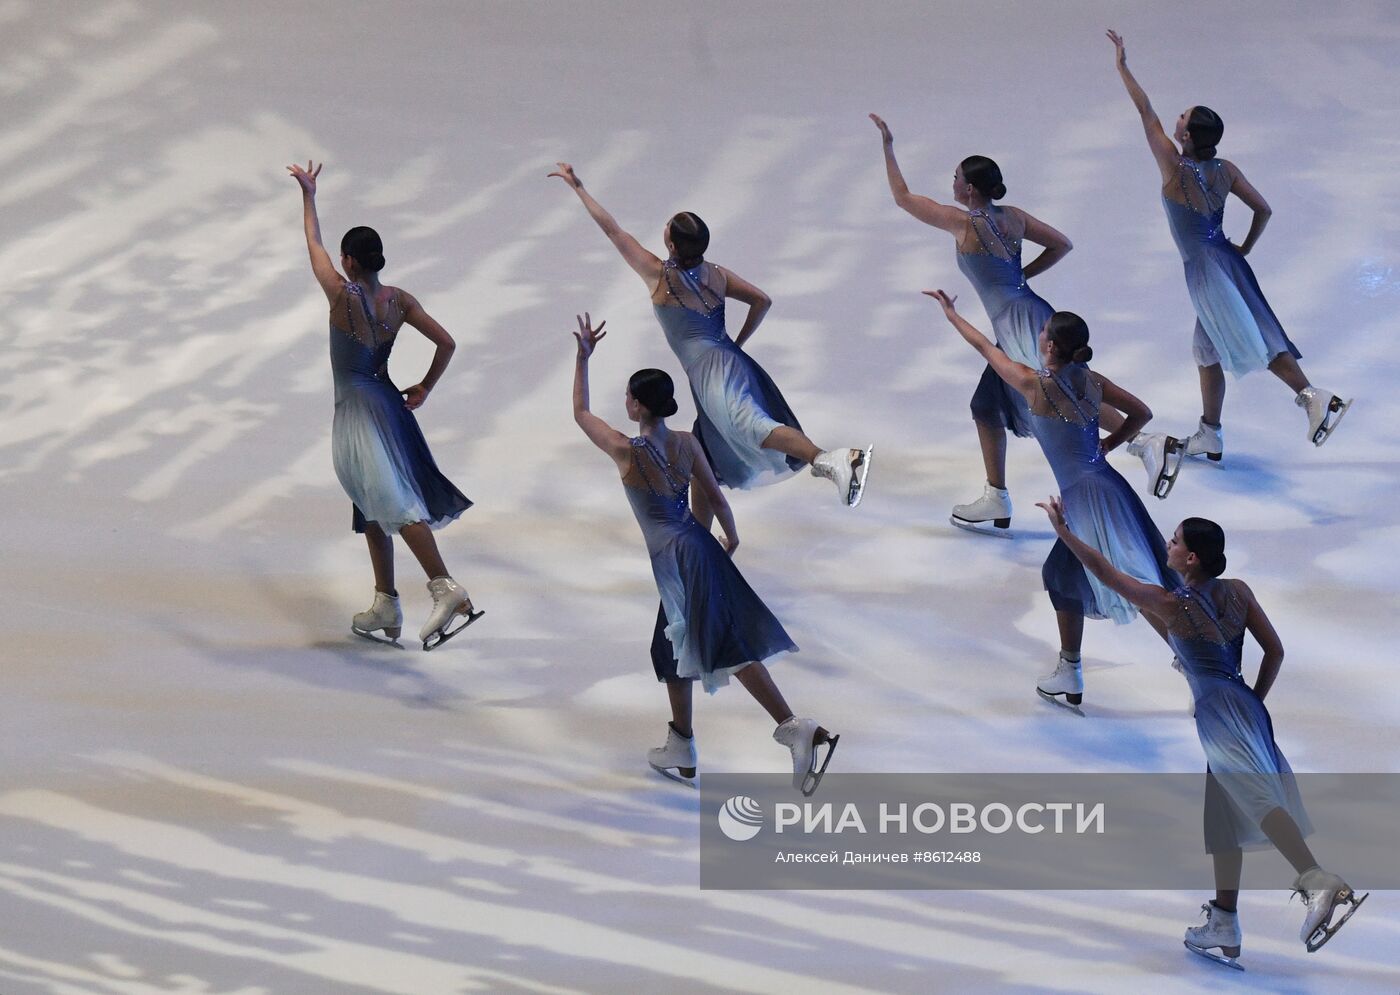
[1030,365,1101,426]
[1162,157,1233,247]
[959,207,1024,261]
[331,282,409,351]
[623,433,700,554]
[1027,365,1109,492]
[653,260,726,314]
[1167,579,1248,646]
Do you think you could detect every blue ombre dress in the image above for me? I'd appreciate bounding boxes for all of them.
[1162,156,1301,376]
[957,209,1054,438]
[1031,366,1173,623]
[653,261,804,489]
[329,282,471,533]
[1167,580,1311,852]
[625,433,796,693]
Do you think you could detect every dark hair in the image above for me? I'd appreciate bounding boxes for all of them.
[628,368,679,418]
[959,155,1007,200]
[1181,517,1227,577]
[1045,311,1093,364]
[1185,106,1224,161]
[340,226,386,273]
[668,212,710,268]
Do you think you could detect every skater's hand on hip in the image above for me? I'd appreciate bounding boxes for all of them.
[402,384,429,410]
[287,160,321,196]
[720,534,739,557]
[549,162,582,189]
[1106,29,1126,67]
[922,289,959,320]
[869,113,893,145]
[573,312,607,359]
[1036,496,1070,537]
[1230,241,1249,256]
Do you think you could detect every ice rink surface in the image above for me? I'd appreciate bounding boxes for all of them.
[2,1,1399,991]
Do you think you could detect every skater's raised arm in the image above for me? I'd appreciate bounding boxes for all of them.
[1092,373,1152,453]
[1017,208,1074,280]
[550,163,664,285]
[718,267,772,349]
[1235,580,1285,701]
[1038,497,1177,616]
[1106,31,1179,182]
[1224,161,1272,257]
[870,114,966,233]
[571,314,633,470]
[288,161,345,302]
[924,290,1037,393]
[685,433,740,555]
[399,293,456,411]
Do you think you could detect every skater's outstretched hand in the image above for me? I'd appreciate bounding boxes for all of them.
[922,289,959,320]
[869,113,893,145]
[1036,496,1071,538]
[549,162,583,189]
[288,160,322,196]
[402,384,429,410]
[573,312,607,359]
[1106,29,1126,67]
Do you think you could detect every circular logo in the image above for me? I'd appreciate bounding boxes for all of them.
[718,795,764,842]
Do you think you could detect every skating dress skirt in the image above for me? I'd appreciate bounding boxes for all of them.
[653,261,804,490]
[1031,367,1173,624]
[1166,581,1312,852]
[956,209,1053,439]
[328,283,471,533]
[1161,157,1301,377]
[626,435,796,693]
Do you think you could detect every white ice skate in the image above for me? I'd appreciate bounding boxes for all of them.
[1036,653,1084,715]
[1293,866,1367,952]
[1295,387,1351,448]
[1127,432,1185,500]
[950,483,1013,538]
[810,445,874,508]
[647,723,697,786]
[1183,901,1244,971]
[419,575,484,651]
[773,716,838,796]
[1184,418,1223,463]
[351,590,404,647]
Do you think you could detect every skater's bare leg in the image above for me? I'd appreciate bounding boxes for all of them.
[364,523,396,595]
[1211,848,1243,913]
[1267,353,1310,395]
[690,479,715,531]
[665,679,694,739]
[399,521,450,580]
[975,420,1008,490]
[1261,806,1319,875]
[1198,363,1226,426]
[735,663,832,740]
[761,426,822,466]
[1056,610,1084,657]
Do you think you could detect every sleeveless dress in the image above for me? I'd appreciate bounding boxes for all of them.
[328,282,471,533]
[1161,156,1302,376]
[1166,579,1312,852]
[957,208,1054,438]
[1031,365,1173,623]
[653,261,804,489]
[624,433,796,693]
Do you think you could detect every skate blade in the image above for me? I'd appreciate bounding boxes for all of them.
[1153,438,1186,500]
[847,444,874,509]
[421,608,485,651]
[799,733,839,797]
[351,628,404,649]
[949,515,1014,540]
[1183,940,1244,971]
[648,763,698,788]
[1305,890,1367,952]
[1036,687,1085,716]
[1311,398,1352,447]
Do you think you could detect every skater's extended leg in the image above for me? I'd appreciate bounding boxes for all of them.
[1267,353,1310,395]
[975,421,1008,491]
[1198,363,1226,426]
[364,522,396,595]
[399,521,450,580]
[1212,848,1243,913]
[1260,806,1318,875]
[761,426,822,465]
[735,662,794,724]
[665,679,694,739]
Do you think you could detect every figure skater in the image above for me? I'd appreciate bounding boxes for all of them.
[570,313,837,794]
[1038,499,1366,965]
[550,162,873,517]
[871,114,1182,526]
[927,290,1173,709]
[1106,30,1351,460]
[289,161,481,650]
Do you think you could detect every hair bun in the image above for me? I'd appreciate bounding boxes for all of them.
[1072,345,1093,363]
[1207,553,1227,577]
[991,183,1007,200]
[661,398,679,417]
[369,253,386,272]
